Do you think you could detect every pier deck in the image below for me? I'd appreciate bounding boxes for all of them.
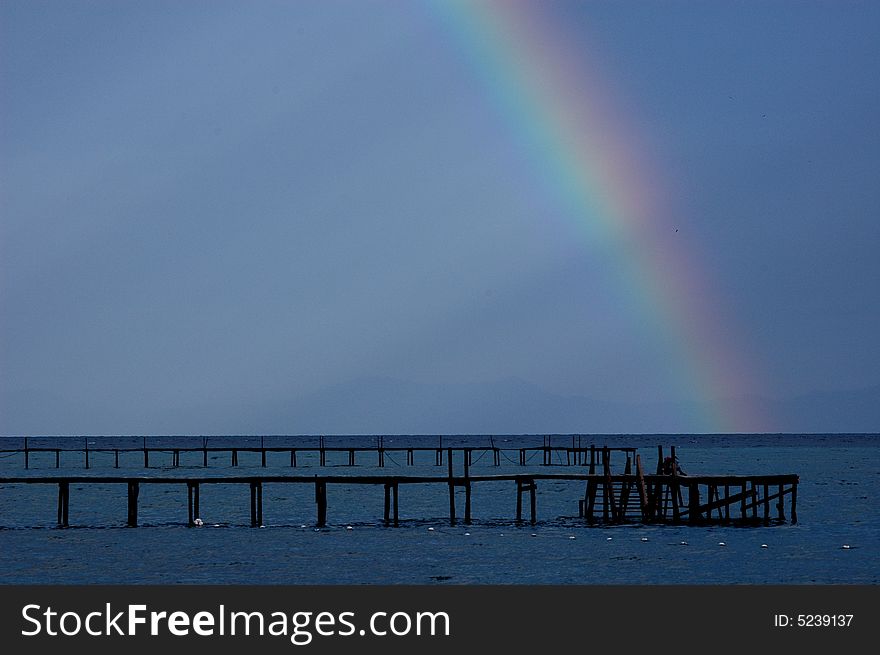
[0,458,798,528]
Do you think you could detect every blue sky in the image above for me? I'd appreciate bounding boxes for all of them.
[1,1,878,434]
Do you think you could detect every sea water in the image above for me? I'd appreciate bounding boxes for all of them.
[0,434,876,584]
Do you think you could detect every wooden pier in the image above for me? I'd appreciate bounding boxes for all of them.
[4,436,635,471]
[0,448,798,529]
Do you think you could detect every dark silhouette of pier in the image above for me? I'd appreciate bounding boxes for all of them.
[0,446,798,529]
[5,436,635,470]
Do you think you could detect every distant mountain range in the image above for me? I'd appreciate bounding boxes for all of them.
[264,377,880,435]
[2,378,878,435]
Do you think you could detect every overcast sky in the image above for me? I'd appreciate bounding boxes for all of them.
[2,1,878,435]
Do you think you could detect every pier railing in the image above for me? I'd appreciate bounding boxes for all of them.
[3,436,637,470]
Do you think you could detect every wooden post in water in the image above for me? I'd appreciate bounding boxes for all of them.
[588,478,598,521]
[203,438,209,467]
[790,484,798,524]
[447,448,456,526]
[776,484,786,521]
[750,481,758,521]
[384,483,391,526]
[256,482,262,526]
[114,449,119,469]
[688,481,700,525]
[392,483,399,527]
[670,446,680,523]
[57,481,69,527]
[320,437,326,467]
[127,481,139,527]
[187,482,194,526]
[516,478,536,524]
[24,437,29,469]
[464,448,471,525]
[601,452,609,521]
[232,449,238,467]
[143,438,149,468]
[250,482,257,527]
[635,454,650,521]
[290,450,297,467]
[85,439,90,470]
[55,449,60,469]
[529,479,536,525]
[315,479,327,527]
[516,478,523,522]
[261,437,267,468]
[589,445,596,474]
[250,481,263,527]
[186,482,200,526]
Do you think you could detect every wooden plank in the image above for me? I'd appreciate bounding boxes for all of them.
[763,483,770,525]
[619,455,632,517]
[724,484,730,523]
[776,484,786,521]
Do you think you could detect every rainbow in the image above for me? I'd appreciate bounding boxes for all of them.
[429,1,772,433]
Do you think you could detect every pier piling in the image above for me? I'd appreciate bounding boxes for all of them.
[56,481,69,528]
[447,448,456,526]
[1,469,799,529]
[127,481,138,527]
[250,481,263,527]
[315,479,327,527]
